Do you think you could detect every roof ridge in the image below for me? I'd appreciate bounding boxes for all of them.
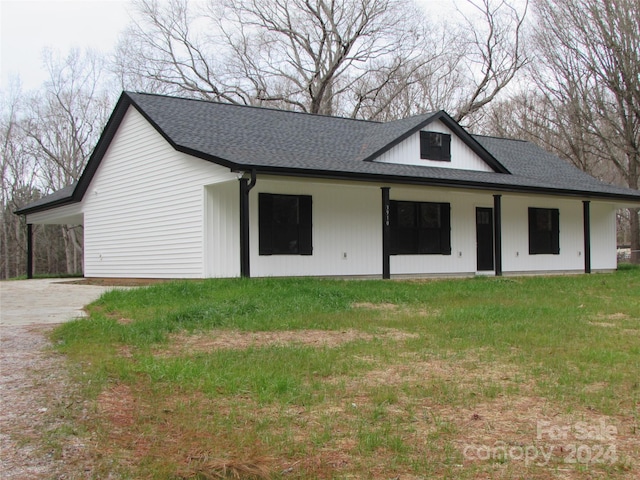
[472,133,528,143]
[127,91,383,125]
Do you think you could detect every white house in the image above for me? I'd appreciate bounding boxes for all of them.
[16,92,640,279]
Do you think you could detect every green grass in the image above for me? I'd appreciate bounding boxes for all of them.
[51,268,640,479]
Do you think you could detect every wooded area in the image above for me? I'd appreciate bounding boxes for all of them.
[1,0,638,278]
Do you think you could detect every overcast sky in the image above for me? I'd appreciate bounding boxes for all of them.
[0,0,453,92]
[1,0,130,90]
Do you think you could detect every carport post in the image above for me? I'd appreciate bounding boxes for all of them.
[27,223,33,279]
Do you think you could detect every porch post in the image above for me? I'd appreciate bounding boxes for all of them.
[583,200,591,274]
[239,170,257,278]
[27,223,33,279]
[381,187,390,279]
[239,178,250,278]
[493,194,503,276]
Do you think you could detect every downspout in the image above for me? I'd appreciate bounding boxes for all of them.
[493,195,503,276]
[583,200,591,274]
[239,170,257,278]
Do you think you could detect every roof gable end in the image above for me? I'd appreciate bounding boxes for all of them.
[362,111,510,174]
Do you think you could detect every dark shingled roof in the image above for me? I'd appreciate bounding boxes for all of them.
[16,91,640,215]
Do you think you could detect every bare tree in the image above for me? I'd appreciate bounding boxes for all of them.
[115,0,429,115]
[452,0,528,124]
[529,0,640,262]
[21,49,113,274]
[1,82,41,278]
[115,0,528,121]
[216,0,428,115]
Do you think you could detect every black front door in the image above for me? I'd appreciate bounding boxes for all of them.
[476,207,494,271]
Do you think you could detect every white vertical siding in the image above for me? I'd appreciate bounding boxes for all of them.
[205,182,240,277]
[250,179,382,277]
[500,195,585,273]
[375,120,494,172]
[83,107,237,278]
[247,179,616,278]
[589,202,617,270]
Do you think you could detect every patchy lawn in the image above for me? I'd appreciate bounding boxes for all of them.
[49,267,640,479]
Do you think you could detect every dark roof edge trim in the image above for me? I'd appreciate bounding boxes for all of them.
[14,196,76,216]
[73,93,133,201]
[362,110,510,174]
[247,165,640,203]
[15,93,136,216]
[126,94,243,171]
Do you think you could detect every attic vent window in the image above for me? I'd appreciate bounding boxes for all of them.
[420,131,451,162]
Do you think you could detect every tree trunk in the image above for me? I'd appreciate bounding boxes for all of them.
[62,226,73,274]
[2,214,9,279]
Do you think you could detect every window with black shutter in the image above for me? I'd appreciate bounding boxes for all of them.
[259,193,312,255]
[390,201,451,255]
[528,207,560,254]
[420,131,451,161]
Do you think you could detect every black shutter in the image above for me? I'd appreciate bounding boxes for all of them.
[551,209,560,254]
[442,134,451,161]
[440,203,452,255]
[258,193,274,255]
[419,131,429,159]
[528,208,536,254]
[298,195,313,255]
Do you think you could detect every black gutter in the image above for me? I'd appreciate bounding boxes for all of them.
[239,166,640,203]
[15,159,640,217]
[15,196,76,216]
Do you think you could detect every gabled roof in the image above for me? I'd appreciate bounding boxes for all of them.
[15,91,640,215]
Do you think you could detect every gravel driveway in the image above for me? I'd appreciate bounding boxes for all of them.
[0,279,116,479]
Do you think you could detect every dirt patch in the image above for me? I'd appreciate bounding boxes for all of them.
[589,321,617,328]
[97,384,137,429]
[158,328,418,356]
[354,351,527,391]
[0,325,96,479]
[602,312,630,320]
[352,302,438,318]
[352,302,398,311]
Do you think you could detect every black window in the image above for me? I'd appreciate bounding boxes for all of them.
[420,131,451,161]
[390,201,451,255]
[528,208,560,255]
[259,193,312,255]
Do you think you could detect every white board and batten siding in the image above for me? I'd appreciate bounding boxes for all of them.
[499,196,617,273]
[375,120,494,172]
[244,178,618,278]
[588,201,617,271]
[249,178,382,277]
[205,181,240,278]
[82,107,237,278]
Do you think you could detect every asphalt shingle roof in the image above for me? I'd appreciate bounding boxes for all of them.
[16,92,640,215]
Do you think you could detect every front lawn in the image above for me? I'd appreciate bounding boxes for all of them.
[52,267,640,479]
